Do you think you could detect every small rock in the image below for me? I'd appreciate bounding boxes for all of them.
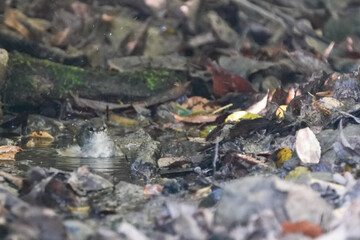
[215,176,333,229]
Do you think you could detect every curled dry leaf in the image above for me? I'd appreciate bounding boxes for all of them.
[173,114,219,123]
[246,91,269,114]
[295,127,321,164]
[0,145,24,161]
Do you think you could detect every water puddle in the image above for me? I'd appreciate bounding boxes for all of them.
[15,141,131,183]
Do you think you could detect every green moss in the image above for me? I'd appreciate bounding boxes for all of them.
[142,69,170,91]
[9,53,87,97]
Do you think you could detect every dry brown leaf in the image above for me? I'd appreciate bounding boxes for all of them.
[158,157,186,168]
[70,91,130,111]
[144,184,163,198]
[235,154,269,167]
[4,9,30,38]
[51,27,70,46]
[295,127,321,164]
[193,186,212,200]
[29,131,54,139]
[0,146,24,161]
[282,220,323,238]
[181,96,219,113]
[0,170,22,188]
[173,114,219,123]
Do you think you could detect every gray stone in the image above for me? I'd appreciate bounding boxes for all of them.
[215,176,333,229]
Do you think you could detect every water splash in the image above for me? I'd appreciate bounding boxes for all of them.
[58,132,119,158]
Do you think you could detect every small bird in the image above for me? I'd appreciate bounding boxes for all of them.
[59,118,122,158]
[75,118,107,149]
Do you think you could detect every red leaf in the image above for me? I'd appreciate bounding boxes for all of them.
[282,221,323,238]
[209,61,254,97]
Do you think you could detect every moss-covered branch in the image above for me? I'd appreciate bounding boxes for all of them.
[2,53,186,107]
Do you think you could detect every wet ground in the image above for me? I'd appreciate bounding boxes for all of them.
[16,139,131,183]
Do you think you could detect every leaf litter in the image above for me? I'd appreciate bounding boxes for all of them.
[1,0,360,239]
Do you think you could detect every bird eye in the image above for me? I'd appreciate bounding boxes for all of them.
[89,127,94,132]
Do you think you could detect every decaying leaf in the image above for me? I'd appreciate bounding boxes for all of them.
[295,127,321,164]
[225,111,261,123]
[109,114,139,127]
[158,157,187,168]
[209,61,254,98]
[276,148,293,166]
[173,114,219,123]
[246,91,269,114]
[275,105,287,118]
[193,186,212,200]
[144,184,163,198]
[0,170,23,188]
[0,145,24,161]
[70,91,131,111]
[282,220,323,238]
[29,131,54,139]
[4,9,30,38]
[285,166,310,179]
[180,96,220,114]
[67,205,90,213]
[235,154,269,168]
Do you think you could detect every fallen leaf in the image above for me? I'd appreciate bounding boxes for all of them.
[109,114,139,127]
[26,139,36,148]
[4,9,30,38]
[209,61,254,98]
[173,114,219,123]
[144,184,163,198]
[270,87,299,105]
[282,220,323,238]
[67,205,90,213]
[181,96,220,113]
[235,154,269,167]
[0,170,22,188]
[158,157,187,168]
[295,127,321,164]
[29,131,54,139]
[200,125,217,138]
[225,111,261,123]
[276,148,293,166]
[246,91,269,114]
[193,186,212,200]
[285,166,310,179]
[275,105,287,118]
[70,91,131,111]
[333,119,360,166]
[0,146,24,161]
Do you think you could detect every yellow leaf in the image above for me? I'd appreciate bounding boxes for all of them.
[276,148,292,166]
[29,131,54,139]
[67,205,90,213]
[344,163,353,172]
[225,111,261,123]
[200,125,217,138]
[109,114,139,127]
[276,105,287,118]
[285,166,310,179]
